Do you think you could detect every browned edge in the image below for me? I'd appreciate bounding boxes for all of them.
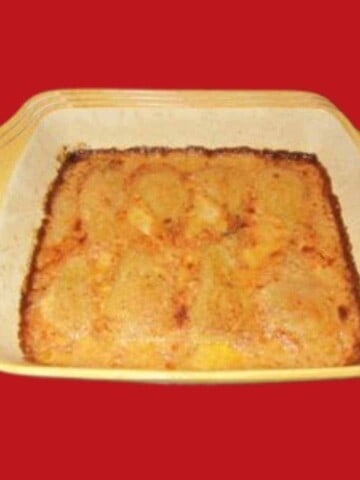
[312,161,360,364]
[18,147,83,359]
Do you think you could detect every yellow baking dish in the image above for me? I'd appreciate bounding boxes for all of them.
[1,89,360,383]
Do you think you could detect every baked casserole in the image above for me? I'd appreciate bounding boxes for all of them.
[20,147,360,369]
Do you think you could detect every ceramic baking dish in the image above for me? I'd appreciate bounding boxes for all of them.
[1,89,360,383]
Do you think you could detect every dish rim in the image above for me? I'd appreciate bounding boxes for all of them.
[1,88,360,383]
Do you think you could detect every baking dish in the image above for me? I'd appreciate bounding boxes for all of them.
[1,89,360,383]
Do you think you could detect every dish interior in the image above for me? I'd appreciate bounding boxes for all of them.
[1,105,360,370]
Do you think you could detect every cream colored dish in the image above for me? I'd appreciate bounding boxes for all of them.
[1,89,360,382]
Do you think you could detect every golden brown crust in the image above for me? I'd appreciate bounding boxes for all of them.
[19,146,360,369]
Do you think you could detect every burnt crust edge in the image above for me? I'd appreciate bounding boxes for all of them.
[64,145,318,163]
[314,161,360,364]
[19,154,77,360]
[19,146,360,366]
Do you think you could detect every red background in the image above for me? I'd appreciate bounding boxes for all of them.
[1,2,359,478]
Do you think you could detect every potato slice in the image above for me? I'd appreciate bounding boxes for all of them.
[104,250,174,337]
[186,194,228,237]
[256,258,346,361]
[255,167,308,223]
[193,166,248,215]
[127,205,154,235]
[241,220,287,269]
[190,243,246,334]
[133,167,189,222]
[80,165,126,243]
[40,254,94,339]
